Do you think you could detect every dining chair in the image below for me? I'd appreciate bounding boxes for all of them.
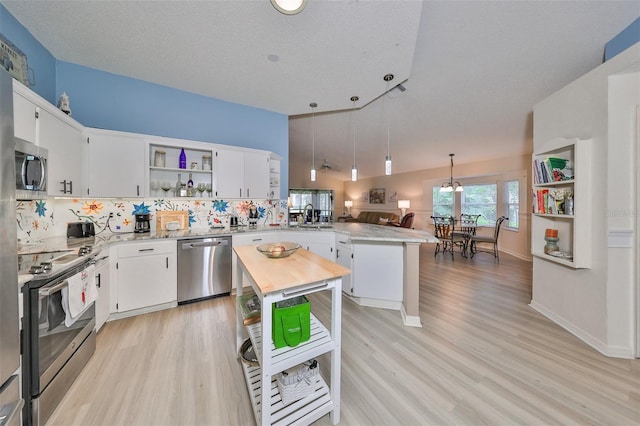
[451,214,481,256]
[469,216,508,261]
[431,215,454,257]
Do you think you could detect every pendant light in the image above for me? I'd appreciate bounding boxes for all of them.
[383,74,394,175]
[309,102,317,182]
[440,153,463,192]
[350,96,359,182]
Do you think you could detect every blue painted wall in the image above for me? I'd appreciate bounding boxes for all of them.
[0,4,289,195]
[56,61,289,192]
[605,17,640,61]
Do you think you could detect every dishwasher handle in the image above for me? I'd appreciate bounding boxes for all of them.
[181,239,229,250]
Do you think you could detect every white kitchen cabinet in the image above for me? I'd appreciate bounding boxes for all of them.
[38,108,86,196]
[94,253,110,332]
[216,148,270,199]
[114,241,177,314]
[13,80,87,197]
[86,128,146,198]
[13,91,37,143]
[351,242,403,302]
[335,234,353,294]
[288,231,335,261]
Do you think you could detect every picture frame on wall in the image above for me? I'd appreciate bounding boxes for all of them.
[369,188,385,204]
[0,33,33,86]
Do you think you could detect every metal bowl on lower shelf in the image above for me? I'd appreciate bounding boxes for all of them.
[239,338,258,366]
[256,242,301,259]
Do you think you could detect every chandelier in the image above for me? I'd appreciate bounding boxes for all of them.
[440,153,463,192]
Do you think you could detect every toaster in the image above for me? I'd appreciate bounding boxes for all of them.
[67,222,96,238]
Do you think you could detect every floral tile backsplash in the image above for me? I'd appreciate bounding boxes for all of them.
[17,198,288,243]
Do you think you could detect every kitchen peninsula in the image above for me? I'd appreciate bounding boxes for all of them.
[232,222,438,327]
[19,222,436,328]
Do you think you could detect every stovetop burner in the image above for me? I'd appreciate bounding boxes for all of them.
[20,246,96,276]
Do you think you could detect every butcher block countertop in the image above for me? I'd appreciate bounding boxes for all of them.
[233,244,350,295]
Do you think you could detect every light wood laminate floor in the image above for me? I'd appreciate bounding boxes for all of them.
[47,246,640,425]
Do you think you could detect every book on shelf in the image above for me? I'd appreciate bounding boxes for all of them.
[534,156,571,183]
[532,188,575,215]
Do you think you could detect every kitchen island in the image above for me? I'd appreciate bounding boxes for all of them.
[332,223,436,327]
[234,245,349,425]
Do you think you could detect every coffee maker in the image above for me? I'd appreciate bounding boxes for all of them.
[134,214,151,233]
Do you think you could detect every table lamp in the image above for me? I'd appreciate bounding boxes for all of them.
[398,199,410,218]
[344,200,353,215]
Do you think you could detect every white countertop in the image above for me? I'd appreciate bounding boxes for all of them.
[329,223,438,244]
[18,223,436,255]
[17,223,437,286]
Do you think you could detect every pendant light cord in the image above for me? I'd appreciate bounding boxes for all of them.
[450,154,454,185]
[384,81,390,158]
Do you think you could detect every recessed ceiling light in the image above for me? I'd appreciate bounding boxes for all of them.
[271,0,307,15]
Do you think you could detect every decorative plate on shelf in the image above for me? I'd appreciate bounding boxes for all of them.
[548,251,573,260]
[256,242,300,258]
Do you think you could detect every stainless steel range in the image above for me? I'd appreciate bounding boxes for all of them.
[21,247,99,426]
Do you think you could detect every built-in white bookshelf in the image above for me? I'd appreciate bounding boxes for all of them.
[531,137,592,268]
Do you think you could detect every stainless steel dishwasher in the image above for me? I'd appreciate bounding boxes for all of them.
[177,236,232,304]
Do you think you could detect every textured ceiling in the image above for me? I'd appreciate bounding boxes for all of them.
[3,0,421,115]
[3,1,639,181]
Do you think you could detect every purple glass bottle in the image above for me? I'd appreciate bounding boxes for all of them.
[179,148,187,169]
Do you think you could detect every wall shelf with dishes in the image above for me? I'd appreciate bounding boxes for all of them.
[269,156,281,199]
[531,137,591,268]
[148,142,214,198]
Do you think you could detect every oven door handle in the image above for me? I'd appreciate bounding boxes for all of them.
[39,280,68,296]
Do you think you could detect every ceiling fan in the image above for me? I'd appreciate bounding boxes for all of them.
[320,159,340,172]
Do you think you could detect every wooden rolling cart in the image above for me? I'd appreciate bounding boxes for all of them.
[234,245,349,426]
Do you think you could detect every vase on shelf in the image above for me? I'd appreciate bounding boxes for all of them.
[544,228,559,254]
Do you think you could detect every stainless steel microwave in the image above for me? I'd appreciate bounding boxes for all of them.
[15,137,48,200]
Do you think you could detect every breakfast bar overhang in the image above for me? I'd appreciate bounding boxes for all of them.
[331,223,438,327]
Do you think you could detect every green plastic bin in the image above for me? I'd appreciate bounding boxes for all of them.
[272,296,310,349]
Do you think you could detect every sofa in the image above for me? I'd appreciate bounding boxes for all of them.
[346,211,399,225]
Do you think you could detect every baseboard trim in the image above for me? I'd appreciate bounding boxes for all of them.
[500,248,532,261]
[401,304,422,328]
[528,300,634,359]
[343,293,401,311]
[108,301,177,322]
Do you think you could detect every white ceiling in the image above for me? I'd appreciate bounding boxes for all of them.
[3,0,639,181]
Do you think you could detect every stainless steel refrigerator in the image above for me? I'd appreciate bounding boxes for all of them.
[0,68,24,426]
